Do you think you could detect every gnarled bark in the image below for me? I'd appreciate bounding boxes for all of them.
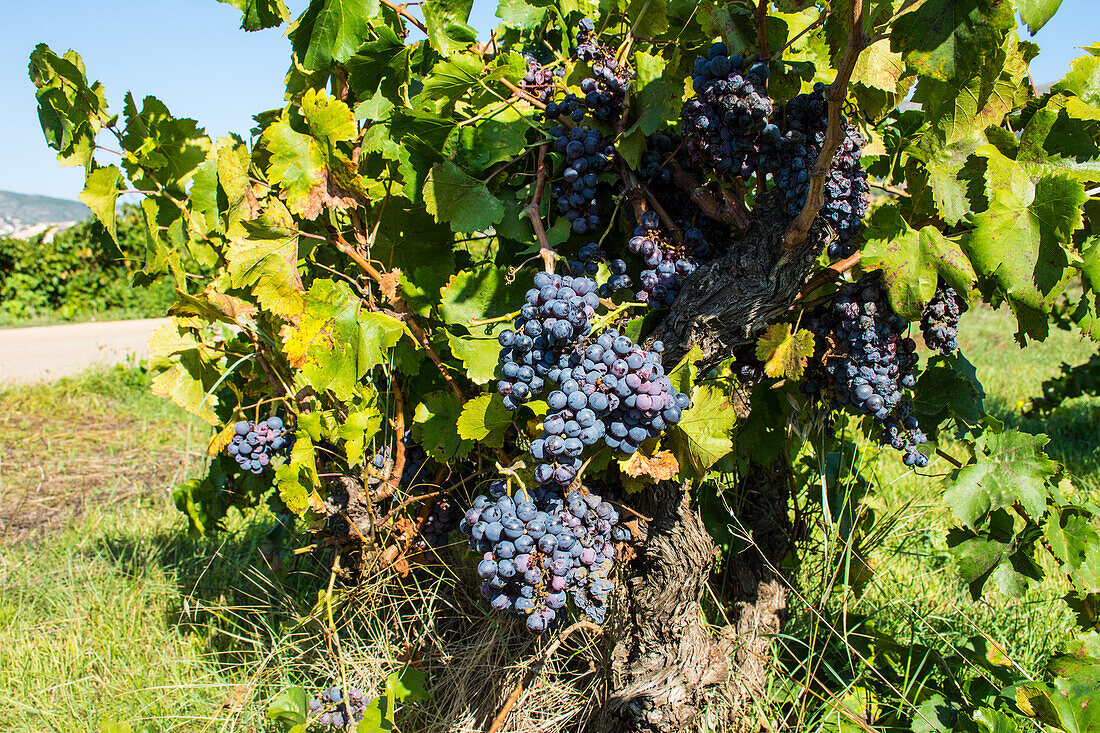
[655,190,825,368]
[593,460,792,733]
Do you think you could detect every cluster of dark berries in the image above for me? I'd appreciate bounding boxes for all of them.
[682,43,774,181]
[496,272,599,412]
[550,125,614,235]
[529,326,688,490]
[629,211,706,308]
[921,282,966,355]
[415,493,464,551]
[638,133,677,186]
[803,275,927,467]
[309,686,366,728]
[461,480,623,632]
[521,52,562,102]
[760,83,869,259]
[226,417,289,474]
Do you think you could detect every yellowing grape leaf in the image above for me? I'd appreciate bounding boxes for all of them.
[755,323,815,380]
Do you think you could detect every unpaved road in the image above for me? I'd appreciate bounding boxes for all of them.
[0,318,169,384]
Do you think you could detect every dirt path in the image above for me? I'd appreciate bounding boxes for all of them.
[0,318,168,383]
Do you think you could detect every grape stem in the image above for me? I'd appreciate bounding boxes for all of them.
[469,309,521,327]
[591,300,647,332]
[754,0,770,58]
[487,621,604,733]
[526,145,556,273]
[795,251,862,301]
[380,0,427,34]
[372,373,407,502]
[668,160,751,231]
[783,0,873,250]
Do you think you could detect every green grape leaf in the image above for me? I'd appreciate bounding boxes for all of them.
[632,50,683,136]
[79,165,123,242]
[423,160,504,233]
[419,54,486,104]
[275,436,325,516]
[496,0,548,28]
[668,383,739,477]
[226,214,305,320]
[29,45,110,168]
[1046,509,1100,594]
[289,0,379,71]
[261,119,327,218]
[1014,678,1100,733]
[439,263,530,326]
[920,135,988,225]
[890,0,1015,82]
[452,105,528,172]
[282,280,409,400]
[147,322,222,425]
[861,204,977,319]
[755,323,815,380]
[965,148,1084,340]
[386,665,430,702]
[949,528,1042,599]
[189,152,221,235]
[422,0,478,57]
[121,94,211,196]
[413,390,470,461]
[217,0,290,30]
[447,327,505,384]
[1052,43,1100,107]
[626,0,669,37]
[851,37,907,93]
[266,686,308,726]
[301,88,356,145]
[338,402,384,467]
[943,430,1059,527]
[456,393,512,447]
[1015,0,1064,34]
[1072,236,1100,340]
[911,354,986,433]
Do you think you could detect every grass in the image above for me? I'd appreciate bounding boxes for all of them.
[0,305,1096,732]
[0,305,168,329]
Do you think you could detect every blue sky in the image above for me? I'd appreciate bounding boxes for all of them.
[3,0,1095,201]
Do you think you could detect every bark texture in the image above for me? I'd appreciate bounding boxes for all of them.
[592,461,792,733]
[655,190,825,368]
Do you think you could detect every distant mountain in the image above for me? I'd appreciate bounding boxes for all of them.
[0,190,91,238]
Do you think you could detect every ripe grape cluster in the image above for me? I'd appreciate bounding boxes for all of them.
[550,125,614,235]
[460,480,621,632]
[226,417,289,474]
[762,84,869,259]
[521,53,561,103]
[530,327,688,489]
[921,283,966,355]
[496,272,689,490]
[496,271,598,412]
[682,43,774,181]
[309,686,366,729]
[545,18,632,124]
[416,493,463,550]
[804,276,928,467]
[630,211,710,308]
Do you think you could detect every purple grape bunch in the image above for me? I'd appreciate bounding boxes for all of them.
[496,272,599,412]
[759,83,869,259]
[803,275,927,467]
[629,211,706,308]
[520,52,562,103]
[529,327,689,491]
[495,273,690,491]
[460,480,622,632]
[550,125,614,235]
[226,416,289,474]
[921,282,966,355]
[682,43,774,181]
[545,18,632,124]
[309,686,366,729]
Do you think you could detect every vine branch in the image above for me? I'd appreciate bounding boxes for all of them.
[783,0,871,250]
[669,160,751,231]
[381,0,428,34]
[527,145,555,273]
